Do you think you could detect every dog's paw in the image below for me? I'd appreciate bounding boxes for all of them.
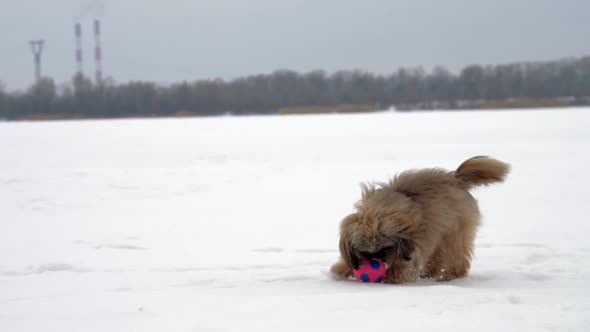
[330,260,353,280]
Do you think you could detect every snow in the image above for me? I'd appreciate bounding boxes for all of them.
[1,108,589,331]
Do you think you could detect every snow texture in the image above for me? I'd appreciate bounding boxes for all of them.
[1,108,589,331]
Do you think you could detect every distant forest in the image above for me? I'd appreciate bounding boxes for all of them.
[1,55,589,120]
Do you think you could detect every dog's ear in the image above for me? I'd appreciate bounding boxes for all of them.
[339,214,360,270]
[339,236,360,270]
[398,238,414,261]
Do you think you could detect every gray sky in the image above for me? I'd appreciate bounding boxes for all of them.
[1,0,589,91]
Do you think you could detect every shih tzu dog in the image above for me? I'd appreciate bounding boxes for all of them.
[330,156,510,283]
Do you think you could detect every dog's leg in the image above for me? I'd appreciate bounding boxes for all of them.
[432,216,479,281]
[383,265,405,284]
[422,249,442,279]
[383,257,423,284]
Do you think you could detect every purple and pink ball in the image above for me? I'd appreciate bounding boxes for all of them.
[353,259,386,283]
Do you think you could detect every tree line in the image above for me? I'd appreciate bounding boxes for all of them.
[1,55,589,120]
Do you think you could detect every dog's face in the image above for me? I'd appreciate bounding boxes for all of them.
[338,187,421,270]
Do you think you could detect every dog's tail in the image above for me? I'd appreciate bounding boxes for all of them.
[455,156,510,190]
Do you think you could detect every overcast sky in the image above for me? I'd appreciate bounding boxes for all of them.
[1,0,589,91]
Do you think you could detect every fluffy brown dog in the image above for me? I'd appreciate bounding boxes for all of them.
[330,156,510,283]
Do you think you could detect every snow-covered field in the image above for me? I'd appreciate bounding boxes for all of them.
[1,108,589,331]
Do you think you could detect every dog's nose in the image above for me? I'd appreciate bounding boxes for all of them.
[360,247,392,261]
[359,251,372,259]
[360,251,382,260]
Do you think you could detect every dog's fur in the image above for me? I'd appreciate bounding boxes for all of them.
[330,156,510,283]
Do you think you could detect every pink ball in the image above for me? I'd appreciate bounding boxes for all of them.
[353,259,386,283]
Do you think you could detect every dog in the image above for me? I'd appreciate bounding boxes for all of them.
[330,156,510,283]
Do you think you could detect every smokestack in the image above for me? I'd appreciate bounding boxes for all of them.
[75,23,83,75]
[94,19,103,84]
[29,40,45,83]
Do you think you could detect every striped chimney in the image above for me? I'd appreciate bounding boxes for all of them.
[94,19,103,84]
[75,23,83,75]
